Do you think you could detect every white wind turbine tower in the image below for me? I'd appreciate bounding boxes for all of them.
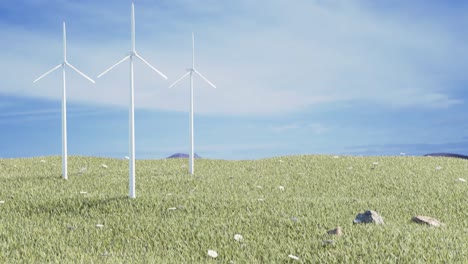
[98,1,167,198]
[169,33,216,175]
[33,22,95,180]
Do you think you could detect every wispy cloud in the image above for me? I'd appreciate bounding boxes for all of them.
[0,109,59,118]
[272,122,330,134]
[1,0,467,115]
[0,102,116,124]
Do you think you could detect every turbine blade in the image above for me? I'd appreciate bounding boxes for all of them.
[63,22,67,61]
[131,1,136,52]
[66,62,95,83]
[192,32,195,68]
[97,55,131,78]
[168,71,190,88]
[134,53,168,79]
[33,64,62,83]
[194,70,216,88]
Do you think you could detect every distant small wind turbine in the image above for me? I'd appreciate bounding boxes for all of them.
[98,1,167,198]
[169,33,216,175]
[33,22,95,180]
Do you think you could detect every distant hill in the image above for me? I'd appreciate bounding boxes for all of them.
[167,153,201,159]
[424,153,468,160]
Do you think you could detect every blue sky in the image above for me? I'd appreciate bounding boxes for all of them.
[1,0,468,160]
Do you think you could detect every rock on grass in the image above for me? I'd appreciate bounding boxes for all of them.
[327,226,343,236]
[353,210,384,224]
[412,216,444,227]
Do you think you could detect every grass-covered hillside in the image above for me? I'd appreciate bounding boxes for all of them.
[0,155,467,263]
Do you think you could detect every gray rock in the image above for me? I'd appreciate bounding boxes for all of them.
[327,226,343,236]
[412,216,444,227]
[353,210,384,224]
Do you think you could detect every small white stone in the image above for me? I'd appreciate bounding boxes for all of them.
[436,166,442,170]
[279,186,285,191]
[79,191,87,194]
[167,207,177,210]
[101,164,108,169]
[458,178,466,182]
[372,162,379,165]
[256,185,263,189]
[0,201,4,204]
[288,254,300,260]
[258,198,265,202]
[234,234,243,242]
[207,250,218,258]
[96,224,104,228]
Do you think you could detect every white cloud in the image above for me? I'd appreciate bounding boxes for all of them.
[1,0,467,115]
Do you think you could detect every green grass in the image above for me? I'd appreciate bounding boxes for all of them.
[0,155,467,263]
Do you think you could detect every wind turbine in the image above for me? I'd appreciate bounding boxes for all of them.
[169,33,216,175]
[97,1,167,198]
[33,22,95,180]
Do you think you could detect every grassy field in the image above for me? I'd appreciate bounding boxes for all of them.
[0,155,467,263]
